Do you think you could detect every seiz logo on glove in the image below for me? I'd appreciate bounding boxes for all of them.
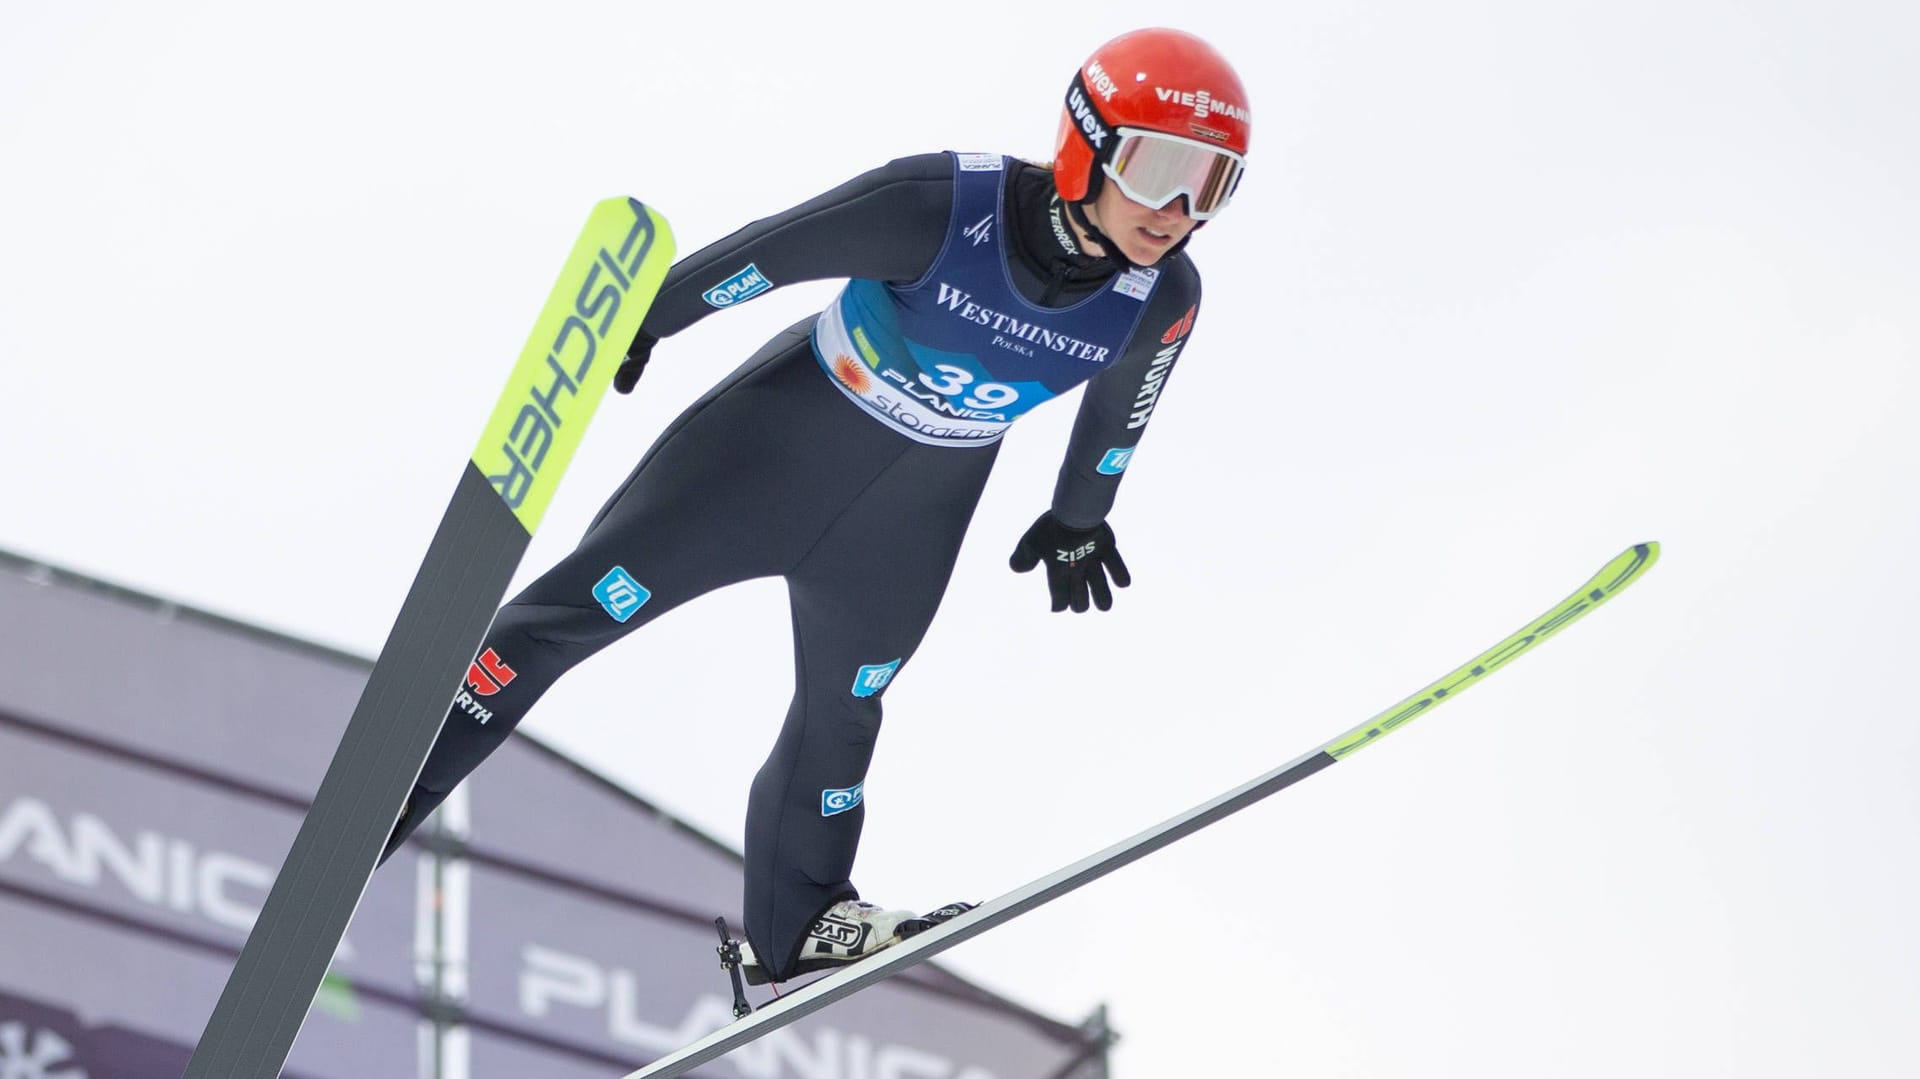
[1009,511,1132,613]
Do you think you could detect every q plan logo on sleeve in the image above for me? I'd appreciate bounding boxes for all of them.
[703,263,773,308]
[592,566,651,623]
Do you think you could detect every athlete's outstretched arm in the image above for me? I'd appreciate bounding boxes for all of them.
[1050,264,1203,527]
[639,153,956,343]
[1007,262,1202,613]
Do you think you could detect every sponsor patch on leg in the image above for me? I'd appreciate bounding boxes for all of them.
[592,566,651,622]
[850,659,900,698]
[821,783,864,817]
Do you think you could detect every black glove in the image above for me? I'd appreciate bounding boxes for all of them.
[1009,511,1132,613]
[613,332,658,394]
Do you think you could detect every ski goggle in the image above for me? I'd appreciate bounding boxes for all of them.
[1102,128,1246,220]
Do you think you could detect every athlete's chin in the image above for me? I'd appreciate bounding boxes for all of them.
[1122,243,1175,267]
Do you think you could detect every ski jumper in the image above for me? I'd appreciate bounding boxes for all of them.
[398,152,1206,980]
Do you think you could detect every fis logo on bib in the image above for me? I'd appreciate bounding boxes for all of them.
[703,263,773,308]
[851,659,901,698]
[821,782,865,817]
[1098,447,1135,475]
[593,567,651,623]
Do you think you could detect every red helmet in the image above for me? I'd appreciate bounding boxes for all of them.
[1054,28,1252,217]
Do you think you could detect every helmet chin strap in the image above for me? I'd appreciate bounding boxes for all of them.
[1063,196,1133,270]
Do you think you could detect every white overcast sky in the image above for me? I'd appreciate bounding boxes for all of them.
[4,1,1917,1076]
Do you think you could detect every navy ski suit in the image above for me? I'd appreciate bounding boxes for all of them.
[396,151,1206,980]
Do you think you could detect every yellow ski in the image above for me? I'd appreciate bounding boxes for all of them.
[185,198,674,1079]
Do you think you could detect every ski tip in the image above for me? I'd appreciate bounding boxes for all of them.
[1591,542,1660,598]
[1624,540,1661,572]
[1636,541,1662,568]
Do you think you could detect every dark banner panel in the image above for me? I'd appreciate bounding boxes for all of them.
[465,741,1096,1077]
[0,721,421,1010]
[459,862,1086,1079]
[0,550,1106,1078]
[466,1028,637,1079]
[467,741,744,917]
[0,559,371,794]
[0,988,197,1079]
[0,894,415,1078]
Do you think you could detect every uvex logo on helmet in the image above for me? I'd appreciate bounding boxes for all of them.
[1053,27,1251,205]
[1084,58,1123,101]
